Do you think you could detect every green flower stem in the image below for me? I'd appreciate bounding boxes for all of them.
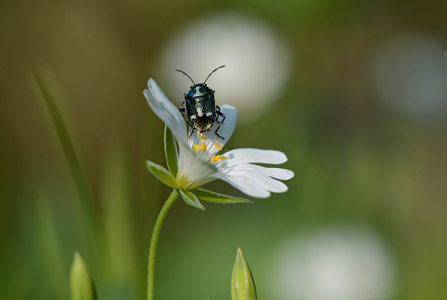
[147,189,179,300]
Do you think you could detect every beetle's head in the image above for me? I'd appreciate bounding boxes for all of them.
[185,83,214,98]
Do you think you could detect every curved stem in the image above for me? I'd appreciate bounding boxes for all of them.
[147,189,179,300]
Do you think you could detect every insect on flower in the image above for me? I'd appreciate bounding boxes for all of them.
[177,65,226,139]
[143,76,294,203]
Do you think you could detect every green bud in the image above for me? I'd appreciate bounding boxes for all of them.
[231,248,257,300]
[70,252,98,300]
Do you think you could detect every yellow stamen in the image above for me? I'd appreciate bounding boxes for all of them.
[193,143,207,153]
[211,155,227,163]
[199,135,207,140]
[214,142,223,151]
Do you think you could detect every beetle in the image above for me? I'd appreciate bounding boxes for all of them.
[177,65,226,139]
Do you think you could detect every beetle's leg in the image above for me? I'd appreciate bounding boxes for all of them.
[216,106,226,123]
[179,101,186,113]
[189,128,195,138]
[188,121,195,138]
[215,124,224,139]
[215,107,226,139]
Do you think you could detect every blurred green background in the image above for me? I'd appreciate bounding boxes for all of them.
[1,0,447,300]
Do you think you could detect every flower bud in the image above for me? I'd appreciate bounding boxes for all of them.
[70,252,97,300]
[231,248,257,300]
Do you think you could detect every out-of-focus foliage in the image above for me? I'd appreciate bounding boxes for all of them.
[70,252,98,300]
[1,0,447,300]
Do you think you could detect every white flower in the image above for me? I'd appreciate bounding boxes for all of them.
[143,78,294,198]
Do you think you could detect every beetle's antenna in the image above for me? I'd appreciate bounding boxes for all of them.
[203,65,226,84]
[176,69,195,84]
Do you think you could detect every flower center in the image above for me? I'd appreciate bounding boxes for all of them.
[211,155,227,163]
[190,136,226,164]
[193,143,207,153]
[214,142,223,151]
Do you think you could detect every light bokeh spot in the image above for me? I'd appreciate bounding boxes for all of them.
[159,12,292,121]
[271,225,396,300]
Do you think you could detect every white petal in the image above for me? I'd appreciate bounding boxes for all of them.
[222,148,288,166]
[143,79,187,141]
[264,167,294,180]
[216,173,271,198]
[222,169,288,193]
[213,104,237,144]
[222,164,294,180]
[177,141,217,189]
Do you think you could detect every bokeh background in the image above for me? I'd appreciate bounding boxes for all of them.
[1,0,447,300]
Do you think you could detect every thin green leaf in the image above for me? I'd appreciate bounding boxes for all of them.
[179,190,205,211]
[145,160,178,188]
[193,188,253,204]
[164,125,178,176]
[30,69,95,220]
[30,69,101,267]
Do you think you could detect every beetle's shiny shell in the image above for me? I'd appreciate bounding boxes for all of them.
[184,83,217,132]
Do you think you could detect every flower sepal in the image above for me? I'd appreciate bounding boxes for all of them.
[164,126,178,176]
[145,160,179,188]
[193,188,253,204]
[179,189,205,211]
